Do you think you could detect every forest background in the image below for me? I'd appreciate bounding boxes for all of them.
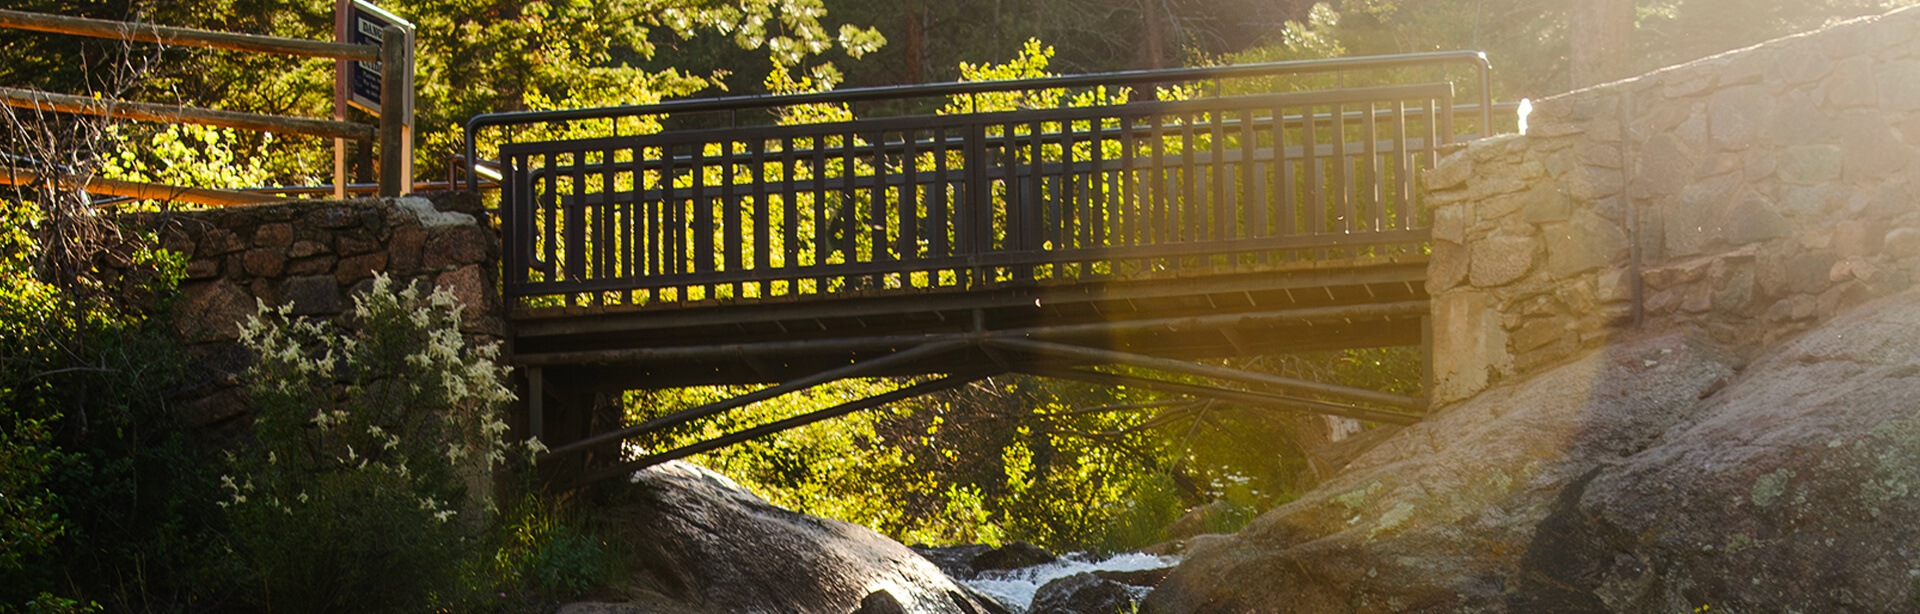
[1,0,1911,611]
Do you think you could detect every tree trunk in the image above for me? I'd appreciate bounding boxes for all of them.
[903,3,925,83]
[1140,0,1169,69]
[1570,0,1634,89]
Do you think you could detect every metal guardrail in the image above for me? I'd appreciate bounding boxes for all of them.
[497,81,1457,306]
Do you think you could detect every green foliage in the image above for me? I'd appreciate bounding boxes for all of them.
[484,490,615,601]
[97,123,274,191]
[0,407,66,573]
[227,273,515,613]
[0,235,231,612]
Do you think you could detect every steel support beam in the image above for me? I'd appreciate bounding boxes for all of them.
[567,370,999,488]
[985,337,1427,411]
[513,300,1427,367]
[539,340,967,459]
[1017,364,1422,425]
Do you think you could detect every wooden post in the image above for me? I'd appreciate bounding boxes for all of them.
[333,0,349,200]
[378,25,408,197]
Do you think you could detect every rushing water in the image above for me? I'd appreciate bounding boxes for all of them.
[964,551,1179,611]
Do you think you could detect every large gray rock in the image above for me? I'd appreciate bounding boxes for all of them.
[1029,573,1138,614]
[562,461,1001,614]
[1509,290,1920,613]
[1141,290,1920,613]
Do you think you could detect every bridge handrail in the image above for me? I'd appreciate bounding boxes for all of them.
[466,50,1493,193]
[498,82,1455,305]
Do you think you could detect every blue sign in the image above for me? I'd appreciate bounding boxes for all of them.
[345,0,411,119]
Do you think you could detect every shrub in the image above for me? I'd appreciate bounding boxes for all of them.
[227,274,514,613]
[0,243,230,612]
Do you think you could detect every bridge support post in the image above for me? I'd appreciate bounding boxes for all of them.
[527,367,544,441]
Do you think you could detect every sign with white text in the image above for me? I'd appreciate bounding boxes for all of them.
[344,0,412,122]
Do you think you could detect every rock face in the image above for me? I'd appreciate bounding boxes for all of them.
[1142,291,1920,613]
[912,542,1059,580]
[970,542,1060,574]
[108,193,504,443]
[1029,573,1138,614]
[564,461,1002,614]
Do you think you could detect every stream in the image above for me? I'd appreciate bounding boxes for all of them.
[963,551,1180,611]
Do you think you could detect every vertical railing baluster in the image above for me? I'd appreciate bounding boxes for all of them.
[566,152,587,305]
[1210,104,1228,250]
[841,128,859,290]
[1119,114,1136,250]
[691,141,712,300]
[901,128,920,271]
[964,122,989,285]
[752,138,770,294]
[1334,102,1353,244]
[1363,101,1381,234]
[1174,111,1195,272]
[812,137,829,294]
[1276,104,1294,243]
[600,147,617,304]
[1025,119,1044,279]
[1086,117,1105,258]
[670,143,687,297]
[932,127,951,266]
[722,140,741,299]
[1242,106,1264,266]
[872,130,891,272]
[1392,99,1410,233]
[782,136,800,295]
[1055,121,1073,255]
[1146,114,1162,247]
[1304,104,1322,240]
[543,152,557,284]
[1001,120,1019,281]
[503,152,522,287]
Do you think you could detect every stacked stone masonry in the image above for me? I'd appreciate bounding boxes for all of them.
[139,193,505,436]
[1426,6,1920,405]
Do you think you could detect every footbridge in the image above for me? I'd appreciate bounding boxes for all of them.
[464,52,1505,485]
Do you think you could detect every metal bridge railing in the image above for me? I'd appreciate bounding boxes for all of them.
[496,80,1457,307]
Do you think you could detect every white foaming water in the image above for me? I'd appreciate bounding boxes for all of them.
[964,551,1179,612]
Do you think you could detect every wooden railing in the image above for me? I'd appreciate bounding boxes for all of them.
[0,9,413,199]
[498,81,1457,307]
